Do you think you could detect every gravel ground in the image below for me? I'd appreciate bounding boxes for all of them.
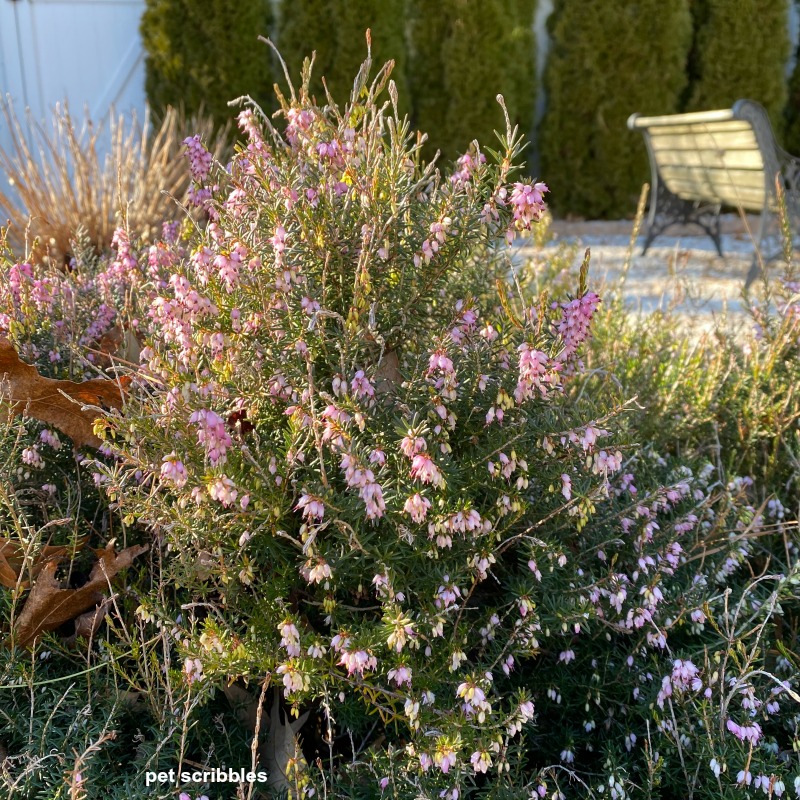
[515,215,778,336]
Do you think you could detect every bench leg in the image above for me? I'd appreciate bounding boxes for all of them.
[709,215,723,258]
[641,227,657,256]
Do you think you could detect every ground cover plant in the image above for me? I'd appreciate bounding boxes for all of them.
[0,50,798,800]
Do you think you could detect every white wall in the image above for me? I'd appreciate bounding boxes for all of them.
[0,0,146,155]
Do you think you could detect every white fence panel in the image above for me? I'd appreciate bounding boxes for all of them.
[0,0,146,154]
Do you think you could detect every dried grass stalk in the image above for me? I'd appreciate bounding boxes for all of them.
[0,99,227,261]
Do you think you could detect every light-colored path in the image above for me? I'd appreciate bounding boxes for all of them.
[516,216,780,335]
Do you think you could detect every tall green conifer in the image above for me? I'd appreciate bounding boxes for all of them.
[141,0,275,128]
[539,0,692,218]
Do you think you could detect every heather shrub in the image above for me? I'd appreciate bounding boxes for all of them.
[1,52,799,800]
[141,0,275,129]
[79,58,797,798]
[0,230,254,798]
[539,0,692,218]
[784,27,800,154]
[685,0,790,125]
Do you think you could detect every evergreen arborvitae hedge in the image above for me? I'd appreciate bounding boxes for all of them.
[330,0,409,114]
[784,38,800,154]
[278,0,408,114]
[410,0,537,164]
[506,0,538,146]
[408,0,451,160]
[277,0,337,103]
[140,0,275,129]
[686,0,789,126]
[539,0,691,218]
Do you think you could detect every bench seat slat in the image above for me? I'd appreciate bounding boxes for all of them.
[663,179,766,210]
[630,109,735,128]
[648,130,760,152]
[645,121,753,137]
[658,166,766,191]
[654,149,764,170]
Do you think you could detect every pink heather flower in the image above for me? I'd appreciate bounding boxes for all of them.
[516,344,557,402]
[160,453,188,488]
[360,481,386,520]
[285,107,314,144]
[183,135,213,182]
[338,648,377,677]
[737,769,752,786]
[428,349,454,374]
[410,453,444,487]
[21,447,44,470]
[561,473,572,500]
[470,751,492,774]
[726,718,762,745]
[557,292,601,360]
[435,578,461,609]
[351,370,375,400]
[270,225,287,260]
[237,109,264,146]
[419,753,433,772]
[301,557,332,584]
[434,746,457,774]
[296,493,325,521]
[509,181,548,231]
[277,662,305,696]
[183,657,204,684]
[450,150,485,184]
[189,409,232,466]
[580,425,602,451]
[279,620,301,657]
[369,449,386,466]
[301,296,320,315]
[208,476,237,506]
[387,666,413,687]
[39,429,61,450]
[403,493,432,523]
[400,435,426,458]
[671,659,699,688]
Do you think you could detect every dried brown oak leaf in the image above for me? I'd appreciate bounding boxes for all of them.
[0,536,88,590]
[95,324,142,368]
[8,542,148,649]
[0,337,130,448]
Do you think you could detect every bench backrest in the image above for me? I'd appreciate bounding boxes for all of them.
[628,101,781,212]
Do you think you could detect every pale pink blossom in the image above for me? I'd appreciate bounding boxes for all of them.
[403,493,431,523]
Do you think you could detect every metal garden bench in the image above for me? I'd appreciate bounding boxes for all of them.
[628,99,800,286]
